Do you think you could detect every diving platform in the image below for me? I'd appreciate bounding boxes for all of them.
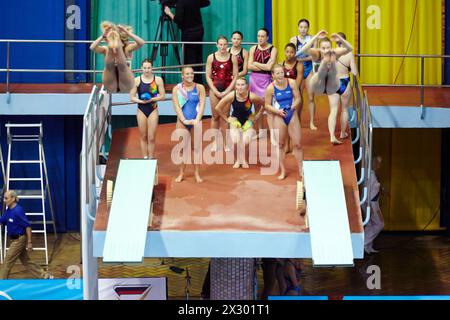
[92,97,364,263]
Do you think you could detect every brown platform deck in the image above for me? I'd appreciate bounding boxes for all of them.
[94,95,363,235]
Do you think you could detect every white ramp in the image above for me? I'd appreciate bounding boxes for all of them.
[303,160,354,267]
[103,159,157,263]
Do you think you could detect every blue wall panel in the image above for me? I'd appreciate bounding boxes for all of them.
[264,0,273,43]
[0,0,90,83]
[65,0,90,83]
[0,116,83,232]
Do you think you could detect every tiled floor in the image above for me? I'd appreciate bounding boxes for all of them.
[6,233,450,298]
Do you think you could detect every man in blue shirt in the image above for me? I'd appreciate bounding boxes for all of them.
[0,190,53,279]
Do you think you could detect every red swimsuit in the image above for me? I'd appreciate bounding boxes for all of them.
[211,53,233,92]
[283,61,298,80]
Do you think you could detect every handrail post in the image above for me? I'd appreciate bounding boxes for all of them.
[181,43,185,65]
[420,56,425,119]
[92,53,96,85]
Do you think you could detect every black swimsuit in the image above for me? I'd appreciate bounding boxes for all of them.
[231,92,253,126]
[137,76,158,117]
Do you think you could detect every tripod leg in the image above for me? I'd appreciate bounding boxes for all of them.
[167,20,181,65]
[151,16,164,62]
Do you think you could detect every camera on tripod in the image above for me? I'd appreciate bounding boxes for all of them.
[150,0,177,9]
[149,0,181,79]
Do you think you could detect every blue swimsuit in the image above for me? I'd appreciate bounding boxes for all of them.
[295,35,313,79]
[273,82,295,125]
[336,59,351,95]
[180,85,200,129]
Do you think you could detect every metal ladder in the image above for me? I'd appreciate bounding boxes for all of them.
[0,142,5,264]
[3,123,57,265]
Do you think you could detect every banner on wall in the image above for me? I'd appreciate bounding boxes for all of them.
[0,280,83,300]
[98,278,167,300]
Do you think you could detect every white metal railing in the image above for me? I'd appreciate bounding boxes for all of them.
[351,74,373,226]
[0,39,257,102]
[357,54,450,119]
[80,84,111,300]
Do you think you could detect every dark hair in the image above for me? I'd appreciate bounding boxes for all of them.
[236,77,247,84]
[141,58,153,66]
[217,35,228,43]
[258,28,270,37]
[298,19,310,27]
[337,32,346,40]
[231,31,243,40]
[285,43,296,51]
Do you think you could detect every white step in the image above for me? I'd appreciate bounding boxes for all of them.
[5,123,42,128]
[9,160,42,164]
[11,139,40,142]
[31,230,46,234]
[14,190,44,199]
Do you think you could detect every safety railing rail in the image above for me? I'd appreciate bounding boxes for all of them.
[0,39,258,99]
[352,73,373,226]
[80,84,111,300]
[356,53,450,119]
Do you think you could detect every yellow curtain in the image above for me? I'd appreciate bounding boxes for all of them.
[373,129,441,231]
[360,0,442,84]
[271,0,356,63]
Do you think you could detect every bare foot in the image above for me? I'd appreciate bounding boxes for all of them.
[175,173,184,183]
[310,123,318,130]
[331,137,343,145]
[233,161,241,169]
[340,132,349,139]
[241,162,249,169]
[194,173,203,183]
[278,172,286,180]
[107,30,121,54]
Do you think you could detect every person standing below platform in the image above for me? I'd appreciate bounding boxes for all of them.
[365,156,385,254]
[248,28,278,137]
[276,259,302,296]
[172,66,206,183]
[0,191,53,279]
[326,32,357,145]
[206,36,239,152]
[290,19,317,130]
[130,59,166,159]
[90,22,145,93]
[164,0,210,84]
[265,64,303,181]
[228,31,249,78]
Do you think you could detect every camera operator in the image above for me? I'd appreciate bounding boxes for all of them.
[164,0,210,83]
